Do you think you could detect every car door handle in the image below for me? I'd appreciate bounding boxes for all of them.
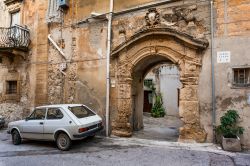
[39,122,44,125]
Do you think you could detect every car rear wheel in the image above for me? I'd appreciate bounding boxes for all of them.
[11,130,21,145]
[56,133,71,151]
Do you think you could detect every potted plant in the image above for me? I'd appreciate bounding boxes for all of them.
[216,110,244,152]
[151,93,165,118]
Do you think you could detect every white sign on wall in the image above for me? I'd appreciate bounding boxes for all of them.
[217,51,231,63]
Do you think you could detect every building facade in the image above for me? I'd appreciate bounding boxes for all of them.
[0,0,249,148]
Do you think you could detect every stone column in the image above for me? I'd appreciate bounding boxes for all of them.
[112,77,133,137]
[178,62,207,142]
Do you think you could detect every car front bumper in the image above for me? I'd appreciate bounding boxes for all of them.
[0,120,5,127]
[73,126,104,139]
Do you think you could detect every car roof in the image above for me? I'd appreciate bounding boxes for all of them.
[36,104,84,109]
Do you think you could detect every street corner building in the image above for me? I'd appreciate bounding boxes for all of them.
[0,0,250,149]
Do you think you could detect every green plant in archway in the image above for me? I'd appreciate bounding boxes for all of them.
[151,94,165,118]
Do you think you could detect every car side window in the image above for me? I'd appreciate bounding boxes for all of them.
[46,108,64,120]
[29,109,46,120]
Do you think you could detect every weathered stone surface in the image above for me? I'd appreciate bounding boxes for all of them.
[179,101,199,124]
[118,83,131,99]
[0,103,24,124]
[179,86,198,101]
[179,124,207,143]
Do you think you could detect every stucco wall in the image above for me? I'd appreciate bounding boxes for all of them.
[159,65,182,116]
[0,0,10,27]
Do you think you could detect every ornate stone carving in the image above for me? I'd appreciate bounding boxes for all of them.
[117,63,132,79]
[162,5,197,27]
[111,18,208,142]
[118,83,131,99]
[145,8,160,26]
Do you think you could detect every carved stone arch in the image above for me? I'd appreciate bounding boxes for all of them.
[110,27,208,142]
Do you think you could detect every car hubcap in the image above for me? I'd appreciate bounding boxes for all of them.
[59,136,67,147]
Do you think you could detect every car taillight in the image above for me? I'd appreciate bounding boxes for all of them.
[79,127,88,133]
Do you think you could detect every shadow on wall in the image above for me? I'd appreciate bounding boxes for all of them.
[75,80,103,116]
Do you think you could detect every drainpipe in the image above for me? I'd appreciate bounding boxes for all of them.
[210,0,216,143]
[105,0,113,137]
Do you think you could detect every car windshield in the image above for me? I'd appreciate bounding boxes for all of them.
[68,105,96,118]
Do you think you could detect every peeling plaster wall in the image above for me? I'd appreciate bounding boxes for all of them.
[208,0,250,149]
[0,0,49,123]
[0,56,30,124]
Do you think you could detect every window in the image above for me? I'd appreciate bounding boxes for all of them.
[10,11,20,26]
[233,68,250,87]
[144,79,153,88]
[29,109,46,120]
[68,106,95,118]
[46,0,60,23]
[47,108,64,120]
[6,81,17,94]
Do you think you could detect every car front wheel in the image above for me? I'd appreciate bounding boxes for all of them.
[56,133,72,151]
[11,130,21,145]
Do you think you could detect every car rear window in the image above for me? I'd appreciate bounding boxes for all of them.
[68,105,96,118]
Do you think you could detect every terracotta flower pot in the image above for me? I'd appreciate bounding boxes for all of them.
[222,136,241,152]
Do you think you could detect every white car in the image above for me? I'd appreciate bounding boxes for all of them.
[7,104,103,150]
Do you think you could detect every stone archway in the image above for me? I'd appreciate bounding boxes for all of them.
[110,26,208,143]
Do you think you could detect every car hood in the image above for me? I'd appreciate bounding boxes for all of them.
[9,120,25,126]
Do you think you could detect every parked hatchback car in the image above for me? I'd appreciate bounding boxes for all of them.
[7,104,103,150]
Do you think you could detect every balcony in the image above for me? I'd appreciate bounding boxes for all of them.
[0,25,30,53]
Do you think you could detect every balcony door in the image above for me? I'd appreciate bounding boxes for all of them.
[10,11,20,27]
[10,11,20,46]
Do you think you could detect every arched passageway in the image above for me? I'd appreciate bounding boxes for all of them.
[131,59,183,141]
[110,27,208,142]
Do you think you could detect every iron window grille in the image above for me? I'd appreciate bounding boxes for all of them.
[144,79,153,88]
[6,81,17,94]
[233,68,250,87]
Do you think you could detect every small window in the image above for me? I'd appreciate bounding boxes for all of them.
[47,108,64,120]
[233,68,250,87]
[68,106,95,119]
[144,79,153,88]
[6,81,17,94]
[29,109,46,120]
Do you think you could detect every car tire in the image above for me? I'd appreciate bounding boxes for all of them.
[56,133,72,151]
[11,130,21,145]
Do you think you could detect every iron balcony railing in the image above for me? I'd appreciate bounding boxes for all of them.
[0,25,30,51]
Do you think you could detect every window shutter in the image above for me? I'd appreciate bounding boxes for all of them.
[46,0,61,23]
